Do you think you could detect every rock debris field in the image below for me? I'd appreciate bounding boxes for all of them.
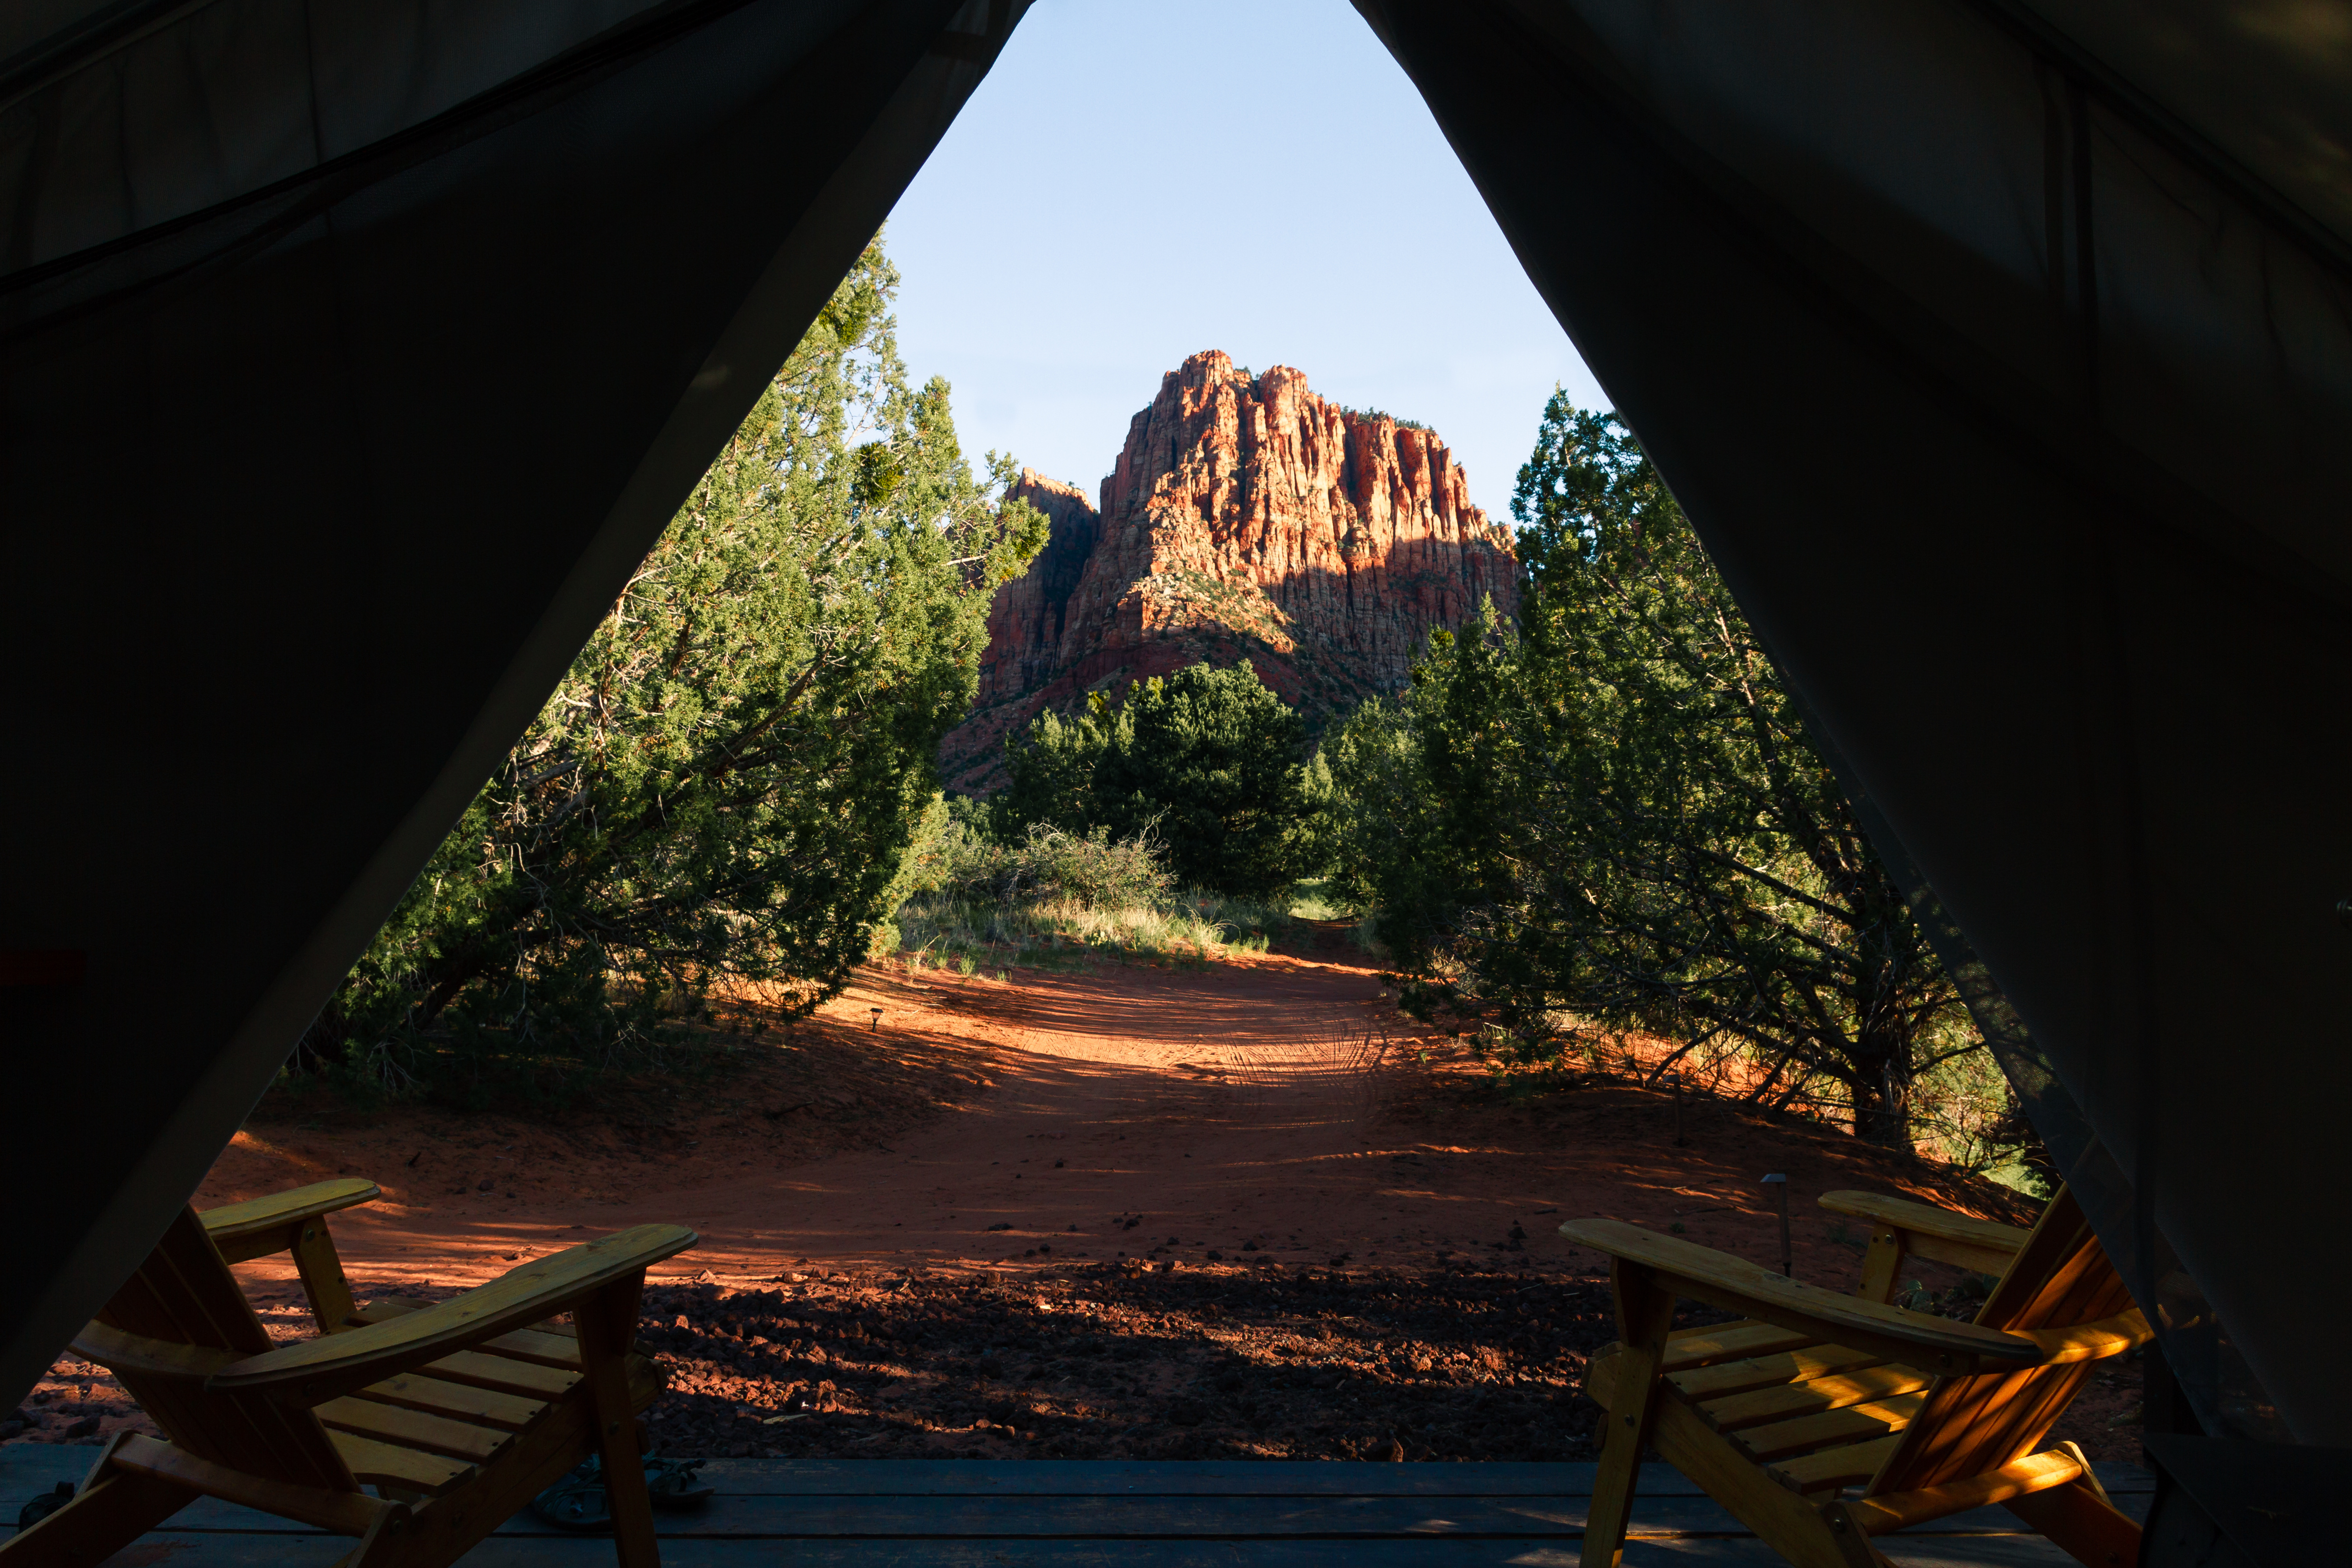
[630,1258,1659,1462]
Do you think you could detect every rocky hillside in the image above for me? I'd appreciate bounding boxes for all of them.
[942,350,1517,792]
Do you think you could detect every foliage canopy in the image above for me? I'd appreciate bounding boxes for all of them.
[1327,393,1981,1150]
[307,237,1045,1105]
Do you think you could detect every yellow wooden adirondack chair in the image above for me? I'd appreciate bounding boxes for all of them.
[0,1178,696,1568]
[1562,1185,2151,1568]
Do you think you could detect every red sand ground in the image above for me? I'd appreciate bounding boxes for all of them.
[6,928,2144,1465]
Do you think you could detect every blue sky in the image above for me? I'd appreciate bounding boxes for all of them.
[882,0,1607,524]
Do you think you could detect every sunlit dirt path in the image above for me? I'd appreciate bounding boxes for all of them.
[207,936,2027,1298]
[664,951,1448,1278]
[221,944,1531,1289]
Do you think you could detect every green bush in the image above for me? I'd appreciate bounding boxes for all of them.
[995,661,1317,898]
[1321,393,1992,1154]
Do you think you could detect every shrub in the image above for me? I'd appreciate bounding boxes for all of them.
[996,662,1318,898]
[934,820,1173,910]
[894,820,1288,971]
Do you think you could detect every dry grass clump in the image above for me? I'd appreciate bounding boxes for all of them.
[892,822,1298,972]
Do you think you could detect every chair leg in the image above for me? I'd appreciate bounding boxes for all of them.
[1582,1261,1675,1568]
[0,1440,195,1568]
[576,1276,660,1568]
[1819,1501,1898,1568]
[1645,1394,1860,1568]
[327,1498,421,1568]
[2003,1476,2141,1568]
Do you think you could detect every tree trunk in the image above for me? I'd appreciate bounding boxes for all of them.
[1850,1049,1914,1150]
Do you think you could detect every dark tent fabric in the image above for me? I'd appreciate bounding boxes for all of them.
[5,0,2347,1468]
[0,0,1029,1411]
[1349,0,2352,1444]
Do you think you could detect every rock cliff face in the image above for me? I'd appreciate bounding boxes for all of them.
[942,350,1518,791]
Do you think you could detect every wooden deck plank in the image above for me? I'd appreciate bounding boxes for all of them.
[0,1446,2153,1568]
[0,1533,2092,1567]
[671,1459,1711,1497]
[0,1448,2155,1501]
[1866,1541,2104,1568]
[658,1458,2152,1498]
[469,1491,2147,1539]
[497,1494,1762,1537]
[0,1466,2151,1544]
[113,1487,2145,1541]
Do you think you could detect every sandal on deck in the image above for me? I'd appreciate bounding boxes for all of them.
[16,1482,75,1529]
[528,1459,611,1531]
[528,1450,713,1530]
[646,1453,714,1508]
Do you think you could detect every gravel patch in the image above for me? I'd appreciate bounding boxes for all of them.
[631,1257,1703,1462]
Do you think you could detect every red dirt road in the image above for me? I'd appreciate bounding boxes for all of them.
[201,935,2026,1296]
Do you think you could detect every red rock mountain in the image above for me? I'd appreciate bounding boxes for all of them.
[941,350,1518,792]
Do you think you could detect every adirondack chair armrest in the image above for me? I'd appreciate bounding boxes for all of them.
[198,1179,382,1262]
[71,1320,243,1377]
[207,1222,697,1405]
[1817,1190,2031,1274]
[1561,1217,2043,1376]
[197,1178,385,1332]
[2020,1308,2155,1363]
[1839,1448,2092,1534]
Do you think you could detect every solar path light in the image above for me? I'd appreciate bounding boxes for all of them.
[1762,1172,1791,1277]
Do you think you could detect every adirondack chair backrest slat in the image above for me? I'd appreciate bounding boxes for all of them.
[100,1205,275,1352]
[1866,1186,2134,1495]
[1972,1188,2128,1331]
[89,1205,358,1492]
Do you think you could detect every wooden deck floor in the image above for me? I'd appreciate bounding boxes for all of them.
[0,1449,2151,1565]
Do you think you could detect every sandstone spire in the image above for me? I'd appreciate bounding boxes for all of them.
[942,350,1518,791]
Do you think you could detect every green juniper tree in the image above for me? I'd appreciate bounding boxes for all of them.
[309,238,1046,1105]
[996,661,1315,898]
[1329,394,1978,1150]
